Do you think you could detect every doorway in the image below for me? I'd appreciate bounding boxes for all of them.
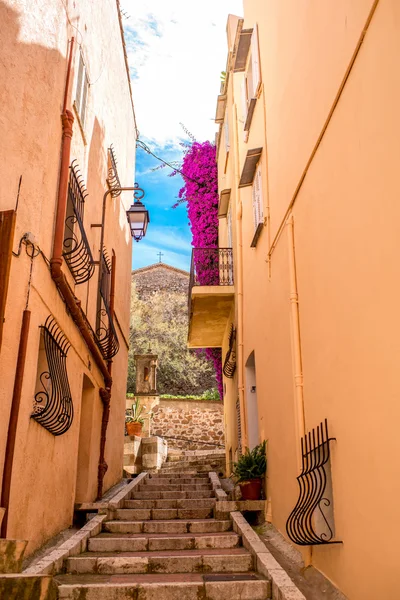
[245,351,260,450]
[75,374,97,503]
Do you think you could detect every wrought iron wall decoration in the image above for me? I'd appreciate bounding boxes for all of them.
[32,316,74,436]
[286,419,341,546]
[223,324,237,378]
[95,249,119,360]
[63,160,95,284]
[107,145,122,197]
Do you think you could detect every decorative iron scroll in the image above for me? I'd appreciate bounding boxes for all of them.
[95,249,119,360]
[223,324,236,378]
[286,419,341,546]
[63,160,95,284]
[107,145,122,197]
[32,316,73,436]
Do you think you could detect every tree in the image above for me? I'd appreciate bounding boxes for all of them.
[128,282,217,396]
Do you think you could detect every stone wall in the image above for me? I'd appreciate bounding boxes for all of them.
[132,263,189,299]
[150,398,225,451]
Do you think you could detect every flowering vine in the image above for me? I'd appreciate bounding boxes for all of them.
[177,141,223,399]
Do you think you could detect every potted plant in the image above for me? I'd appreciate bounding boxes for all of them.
[232,440,267,500]
[126,397,145,437]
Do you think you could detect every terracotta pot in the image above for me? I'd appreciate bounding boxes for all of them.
[126,422,143,437]
[239,478,262,500]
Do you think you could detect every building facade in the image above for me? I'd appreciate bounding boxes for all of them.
[0,0,137,555]
[188,2,400,598]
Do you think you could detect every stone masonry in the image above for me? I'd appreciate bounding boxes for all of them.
[151,398,225,451]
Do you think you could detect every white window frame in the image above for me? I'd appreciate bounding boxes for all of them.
[75,49,89,128]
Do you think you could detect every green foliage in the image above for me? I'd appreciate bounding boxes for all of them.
[128,282,217,396]
[125,397,145,425]
[157,389,220,401]
[231,441,267,482]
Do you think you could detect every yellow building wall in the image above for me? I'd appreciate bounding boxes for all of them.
[0,0,135,554]
[218,1,400,598]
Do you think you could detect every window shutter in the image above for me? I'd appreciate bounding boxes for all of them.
[75,53,84,114]
[80,76,88,126]
[252,163,263,230]
[251,24,261,97]
[227,207,233,248]
[224,120,230,152]
[241,77,248,121]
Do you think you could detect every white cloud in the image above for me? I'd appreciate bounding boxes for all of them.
[121,0,243,146]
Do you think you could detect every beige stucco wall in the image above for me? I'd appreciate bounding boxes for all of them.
[0,0,135,554]
[217,2,400,598]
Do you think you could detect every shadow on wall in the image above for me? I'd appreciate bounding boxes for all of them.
[0,1,82,554]
[0,0,67,216]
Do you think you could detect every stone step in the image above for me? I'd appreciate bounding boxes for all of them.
[114,507,214,521]
[56,573,270,600]
[131,490,215,500]
[67,548,253,574]
[144,477,210,485]
[149,472,210,479]
[159,465,219,474]
[88,532,241,553]
[138,483,213,492]
[124,498,216,510]
[166,454,225,462]
[103,519,232,535]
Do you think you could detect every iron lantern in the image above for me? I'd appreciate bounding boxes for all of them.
[126,184,149,242]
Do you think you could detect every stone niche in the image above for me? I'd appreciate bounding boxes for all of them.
[135,351,158,396]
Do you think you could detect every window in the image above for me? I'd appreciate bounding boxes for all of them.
[227,206,233,249]
[241,24,261,134]
[75,50,89,127]
[251,161,264,247]
[224,119,230,153]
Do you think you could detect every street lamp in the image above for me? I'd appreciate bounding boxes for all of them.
[126,184,149,242]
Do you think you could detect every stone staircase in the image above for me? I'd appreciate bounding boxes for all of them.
[160,449,226,475]
[55,472,271,599]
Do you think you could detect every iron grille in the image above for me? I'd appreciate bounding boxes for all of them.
[107,145,122,198]
[286,419,341,546]
[63,161,95,284]
[223,324,237,378]
[95,250,119,360]
[32,316,74,436]
[188,248,234,313]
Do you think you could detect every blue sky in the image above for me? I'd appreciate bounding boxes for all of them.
[120,0,243,271]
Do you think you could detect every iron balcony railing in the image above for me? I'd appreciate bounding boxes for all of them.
[188,248,234,312]
[63,161,95,284]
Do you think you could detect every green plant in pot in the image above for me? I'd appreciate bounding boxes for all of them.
[126,397,145,437]
[231,441,267,500]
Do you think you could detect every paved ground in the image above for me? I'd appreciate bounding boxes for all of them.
[255,522,348,600]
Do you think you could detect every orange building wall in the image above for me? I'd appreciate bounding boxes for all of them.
[0,0,136,554]
[218,1,400,597]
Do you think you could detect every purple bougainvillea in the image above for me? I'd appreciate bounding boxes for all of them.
[176,141,223,399]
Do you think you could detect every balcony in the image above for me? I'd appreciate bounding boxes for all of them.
[188,248,235,348]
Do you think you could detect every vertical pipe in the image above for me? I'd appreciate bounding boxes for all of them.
[232,103,248,452]
[287,215,311,566]
[1,310,31,537]
[97,251,116,500]
[287,216,305,449]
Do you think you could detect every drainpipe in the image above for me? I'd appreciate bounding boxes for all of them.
[49,37,112,388]
[96,250,116,500]
[287,215,311,566]
[286,216,305,450]
[232,102,248,452]
[1,310,31,538]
